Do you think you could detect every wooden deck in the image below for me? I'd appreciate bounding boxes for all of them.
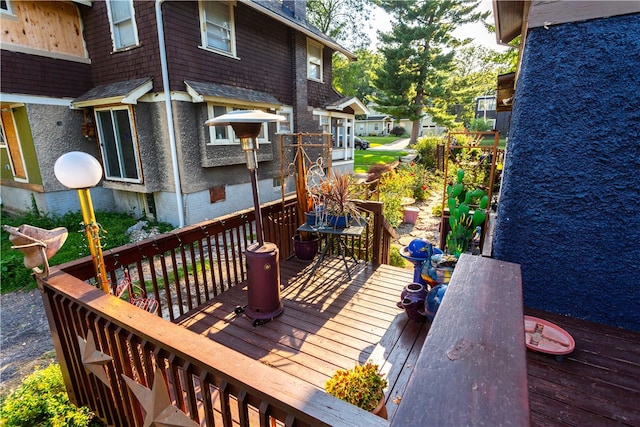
[176,256,427,421]
[175,254,640,425]
[525,307,640,426]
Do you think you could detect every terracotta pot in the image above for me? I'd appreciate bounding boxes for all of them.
[372,394,388,419]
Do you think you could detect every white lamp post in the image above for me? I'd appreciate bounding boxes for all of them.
[205,110,285,324]
[54,151,110,293]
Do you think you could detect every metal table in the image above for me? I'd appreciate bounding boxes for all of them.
[297,223,365,281]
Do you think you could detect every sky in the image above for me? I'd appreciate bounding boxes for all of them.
[368,0,508,52]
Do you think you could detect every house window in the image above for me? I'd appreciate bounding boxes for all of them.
[277,107,293,133]
[1,0,13,14]
[477,97,496,112]
[0,108,27,181]
[207,105,268,145]
[200,0,236,56]
[95,106,142,183]
[106,0,139,51]
[307,40,323,81]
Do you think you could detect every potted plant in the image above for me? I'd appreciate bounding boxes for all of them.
[324,362,388,419]
[311,170,363,228]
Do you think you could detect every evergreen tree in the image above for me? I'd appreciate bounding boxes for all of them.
[372,0,489,142]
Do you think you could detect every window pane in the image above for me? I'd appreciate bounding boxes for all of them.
[97,111,122,178]
[204,2,231,52]
[116,21,136,48]
[114,110,138,179]
[213,106,227,140]
[110,0,132,22]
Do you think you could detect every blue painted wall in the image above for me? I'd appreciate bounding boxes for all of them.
[493,14,640,331]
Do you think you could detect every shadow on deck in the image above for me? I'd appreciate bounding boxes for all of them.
[176,257,426,421]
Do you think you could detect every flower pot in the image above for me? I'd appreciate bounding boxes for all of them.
[305,211,318,226]
[372,394,388,419]
[403,206,420,224]
[292,234,319,260]
[397,283,428,321]
[327,214,350,228]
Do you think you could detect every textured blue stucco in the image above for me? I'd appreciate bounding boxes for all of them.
[493,14,640,331]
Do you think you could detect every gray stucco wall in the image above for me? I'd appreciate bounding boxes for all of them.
[493,14,640,331]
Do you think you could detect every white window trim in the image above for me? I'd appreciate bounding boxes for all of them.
[1,0,16,18]
[307,39,323,82]
[94,105,143,184]
[105,0,140,52]
[206,104,270,146]
[276,106,294,134]
[198,0,237,58]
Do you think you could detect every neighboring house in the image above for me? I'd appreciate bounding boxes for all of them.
[0,0,365,227]
[355,104,445,137]
[492,1,640,331]
[474,94,510,137]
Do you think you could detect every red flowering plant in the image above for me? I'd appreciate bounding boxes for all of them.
[398,161,431,201]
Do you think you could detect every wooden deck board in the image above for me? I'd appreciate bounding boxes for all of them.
[175,254,640,425]
[177,256,426,421]
[525,307,640,426]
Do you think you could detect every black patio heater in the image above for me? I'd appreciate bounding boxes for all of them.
[205,110,285,325]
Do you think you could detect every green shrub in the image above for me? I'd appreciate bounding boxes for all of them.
[413,136,442,169]
[0,364,102,427]
[389,245,407,268]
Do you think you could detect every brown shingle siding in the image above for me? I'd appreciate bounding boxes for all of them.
[0,50,92,98]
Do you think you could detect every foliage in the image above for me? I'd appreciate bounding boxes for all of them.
[413,136,443,169]
[333,48,384,102]
[397,162,431,201]
[390,126,406,136]
[468,118,493,132]
[308,170,363,223]
[0,364,101,427]
[372,0,490,143]
[325,362,388,412]
[445,169,488,257]
[389,244,407,268]
[378,167,413,227]
[306,0,373,51]
[446,45,515,126]
[1,209,173,293]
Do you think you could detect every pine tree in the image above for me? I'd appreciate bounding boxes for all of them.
[373,0,489,142]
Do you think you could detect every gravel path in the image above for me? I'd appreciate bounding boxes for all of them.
[0,197,443,396]
[0,288,56,396]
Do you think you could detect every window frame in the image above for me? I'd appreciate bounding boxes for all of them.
[206,104,270,146]
[307,39,323,82]
[94,105,143,184]
[199,0,237,57]
[0,108,27,182]
[1,0,13,15]
[276,107,294,134]
[105,0,140,52]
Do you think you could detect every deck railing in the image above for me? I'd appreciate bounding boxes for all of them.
[37,196,396,426]
[38,270,387,427]
[59,196,394,322]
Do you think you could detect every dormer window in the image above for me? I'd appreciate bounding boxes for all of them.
[307,39,323,82]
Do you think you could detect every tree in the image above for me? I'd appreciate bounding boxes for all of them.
[372,0,489,143]
[332,48,384,102]
[306,0,374,51]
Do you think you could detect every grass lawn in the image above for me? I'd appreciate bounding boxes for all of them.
[354,136,410,174]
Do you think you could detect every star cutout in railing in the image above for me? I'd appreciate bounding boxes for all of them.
[77,330,113,388]
[122,364,199,427]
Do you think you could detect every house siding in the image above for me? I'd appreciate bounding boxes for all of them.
[0,50,92,98]
[79,1,162,88]
[492,14,640,331]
